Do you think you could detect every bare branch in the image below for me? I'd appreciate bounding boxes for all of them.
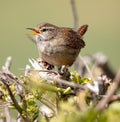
[0,78,31,122]
[47,77,87,91]
[80,55,94,80]
[93,53,115,79]
[0,78,23,115]
[1,56,24,86]
[2,56,12,72]
[70,0,78,30]
[0,103,11,122]
[4,105,11,122]
[25,65,31,76]
[95,70,120,111]
[109,94,120,103]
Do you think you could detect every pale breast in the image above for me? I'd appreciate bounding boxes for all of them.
[40,45,80,66]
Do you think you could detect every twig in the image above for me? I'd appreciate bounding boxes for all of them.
[109,94,120,103]
[1,57,31,122]
[47,77,87,91]
[25,65,31,76]
[80,55,94,80]
[0,79,23,115]
[100,63,115,80]
[4,104,11,122]
[97,94,120,103]
[70,0,78,30]
[93,53,115,79]
[40,97,57,116]
[2,56,12,72]
[0,103,11,122]
[0,78,31,122]
[2,72,24,88]
[95,70,120,111]
[34,69,58,75]
[2,56,24,86]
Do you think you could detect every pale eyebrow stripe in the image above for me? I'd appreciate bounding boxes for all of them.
[40,27,55,30]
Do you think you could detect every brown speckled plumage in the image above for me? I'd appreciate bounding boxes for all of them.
[27,23,88,66]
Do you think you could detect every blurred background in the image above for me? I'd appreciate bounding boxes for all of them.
[0,0,120,74]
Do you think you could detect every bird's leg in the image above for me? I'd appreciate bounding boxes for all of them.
[58,65,70,80]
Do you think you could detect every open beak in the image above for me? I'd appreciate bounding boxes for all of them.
[26,28,40,35]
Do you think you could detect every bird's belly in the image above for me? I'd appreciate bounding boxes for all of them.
[41,46,80,66]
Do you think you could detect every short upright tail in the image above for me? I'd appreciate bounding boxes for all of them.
[77,24,88,37]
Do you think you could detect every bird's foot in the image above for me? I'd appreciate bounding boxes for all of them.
[38,60,54,70]
[58,65,70,80]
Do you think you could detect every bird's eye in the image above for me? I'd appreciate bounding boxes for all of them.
[42,28,47,32]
